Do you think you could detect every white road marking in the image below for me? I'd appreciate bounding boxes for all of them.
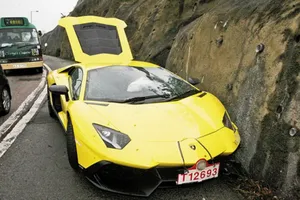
[0,63,52,158]
[0,68,47,138]
[0,87,47,157]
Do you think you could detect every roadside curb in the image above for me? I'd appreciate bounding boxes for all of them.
[0,66,48,141]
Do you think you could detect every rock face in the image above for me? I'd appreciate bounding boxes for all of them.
[42,0,300,198]
[75,0,84,7]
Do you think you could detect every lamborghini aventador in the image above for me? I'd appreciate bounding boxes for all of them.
[47,16,241,197]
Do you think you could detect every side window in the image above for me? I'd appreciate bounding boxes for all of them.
[69,67,83,100]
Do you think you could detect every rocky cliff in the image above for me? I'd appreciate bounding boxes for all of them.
[41,0,300,199]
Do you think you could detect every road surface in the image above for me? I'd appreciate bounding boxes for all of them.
[0,69,42,125]
[0,55,244,200]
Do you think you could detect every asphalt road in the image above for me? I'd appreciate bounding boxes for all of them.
[0,56,244,200]
[0,69,42,125]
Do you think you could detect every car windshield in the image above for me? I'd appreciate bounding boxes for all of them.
[0,28,39,46]
[85,66,199,103]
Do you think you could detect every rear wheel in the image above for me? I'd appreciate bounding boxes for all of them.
[0,86,11,115]
[66,116,79,170]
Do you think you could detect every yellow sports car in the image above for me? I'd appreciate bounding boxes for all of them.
[47,16,241,197]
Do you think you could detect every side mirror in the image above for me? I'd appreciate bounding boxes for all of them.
[49,85,69,101]
[38,30,43,37]
[188,77,200,86]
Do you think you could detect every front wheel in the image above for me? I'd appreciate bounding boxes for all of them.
[0,86,11,116]
[66,116,79,170]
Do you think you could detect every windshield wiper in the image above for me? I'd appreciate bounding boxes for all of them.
[165,89,200,102]
[86,95,168,104]
[121,94,170,103]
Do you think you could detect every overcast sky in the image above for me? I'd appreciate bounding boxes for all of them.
[0,0,78,33]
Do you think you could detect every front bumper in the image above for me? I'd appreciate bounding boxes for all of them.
[75,125,241,196]
[82,158,230,197]
[1,61,43,70]
[76,127,241,171]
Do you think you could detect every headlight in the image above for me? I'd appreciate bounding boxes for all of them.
[31,58,37,61]
[222,112,235,131]
[30,57,42,62]
[93,123,131,149]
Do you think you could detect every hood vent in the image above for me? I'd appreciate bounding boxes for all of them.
[198,93,207,98]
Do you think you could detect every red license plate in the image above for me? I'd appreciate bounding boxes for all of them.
[176,163,220,185]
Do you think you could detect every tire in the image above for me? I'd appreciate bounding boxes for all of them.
[47,92,56,119]
[0,86,11,115]
[66,116,79,170]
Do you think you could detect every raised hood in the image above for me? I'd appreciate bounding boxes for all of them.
[58,16,133,64]
[88,93,226,142]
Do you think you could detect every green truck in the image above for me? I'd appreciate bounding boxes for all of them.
[0,17,44,74]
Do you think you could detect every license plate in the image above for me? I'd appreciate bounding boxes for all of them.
[13,64,27,68]
[176,163,220,185]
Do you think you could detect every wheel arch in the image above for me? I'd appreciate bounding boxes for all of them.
[66,111,72,132]
[67,111,71,121]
